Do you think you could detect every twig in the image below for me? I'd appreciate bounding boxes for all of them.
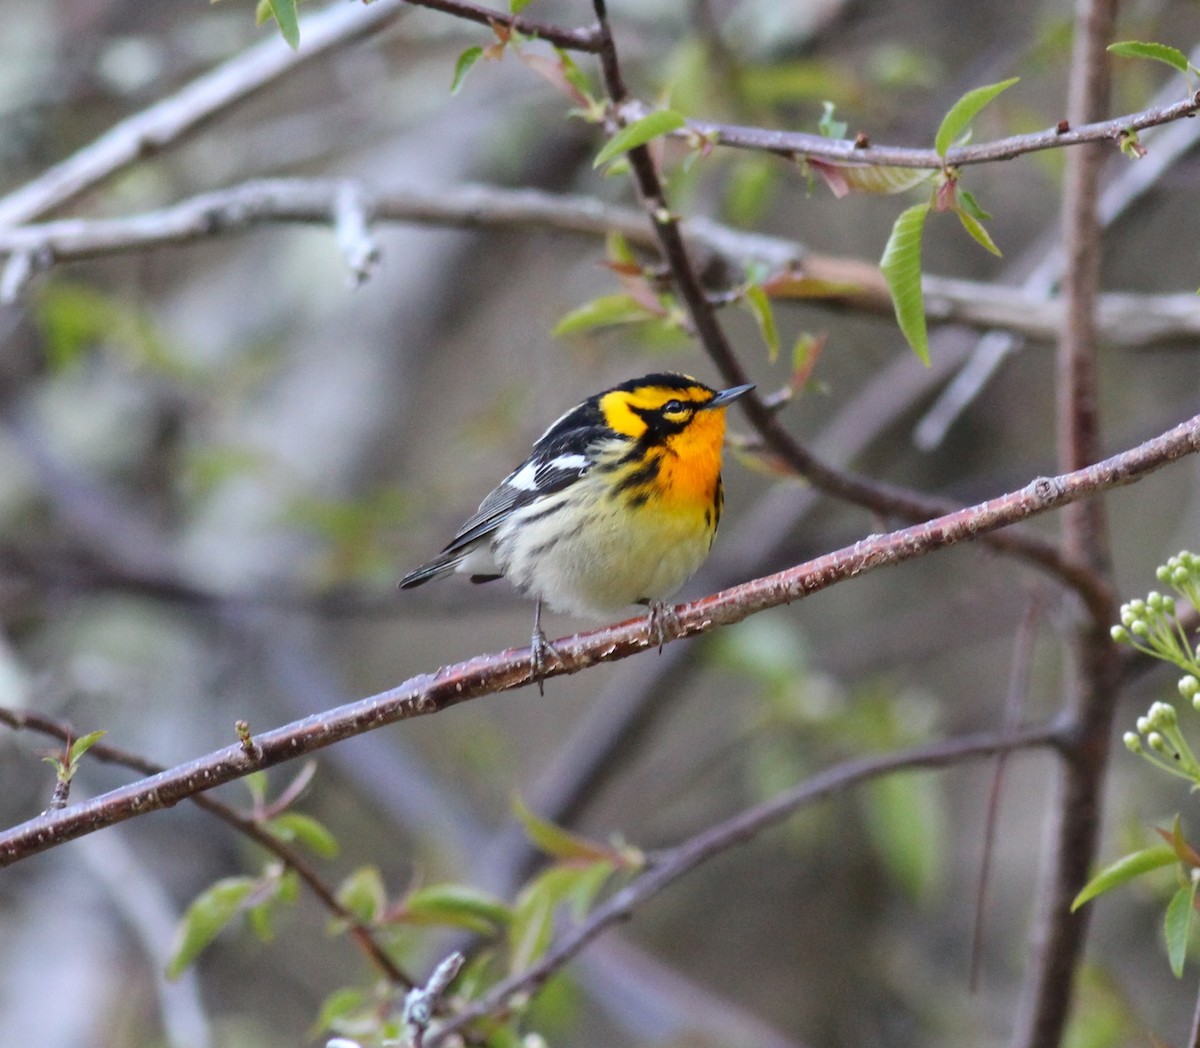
[970,590,1045,992]
[400,0,602,51]
[427,722,1063,1045]
[1,179,1197,347]
[667,93,1200,169]
[0,0,408,227]
[0,705,414,988]
[0,410,1196,867]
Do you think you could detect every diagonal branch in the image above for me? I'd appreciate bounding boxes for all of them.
[428,722,1063,1045]
[0,410,1196,867]
[0,0,408,227]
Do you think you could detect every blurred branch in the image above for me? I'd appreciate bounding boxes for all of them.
[1013,0,1122,1044]
[0,0,408,227]
[1,409,1196,866]
[0,705,414,988]
[2,178,1199,345]
[429,721,1063,1045]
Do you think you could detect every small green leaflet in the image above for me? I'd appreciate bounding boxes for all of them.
[1166,878,1198,978]
[742,285,780,360]
[1071,845,1178,911]
[818,100,847,140]
[553,293,654,336]
[956,208,1001,256]
[404,883,512,933]
[1107,41,1192,75]
[934,77,1019,158]
[510,0,535,11]
[452,47,484,94]
[594,110,686,168]
[167,877,258,979]
[262,0,300,50]
[880,202,931,365]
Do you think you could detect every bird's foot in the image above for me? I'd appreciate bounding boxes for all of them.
[530,623,563,695]
[645,600,681,652]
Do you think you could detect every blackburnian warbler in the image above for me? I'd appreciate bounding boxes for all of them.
[400,373,753,689]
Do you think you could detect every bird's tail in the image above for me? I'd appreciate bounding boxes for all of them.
[398,553,462,589]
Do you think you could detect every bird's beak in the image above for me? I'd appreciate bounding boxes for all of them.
[705,383,755,409]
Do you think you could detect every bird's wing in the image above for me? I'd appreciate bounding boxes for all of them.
[439,450,593,555]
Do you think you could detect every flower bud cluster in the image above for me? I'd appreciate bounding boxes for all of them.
[1157,551,1200,613]
[1124,697,1200,785]
[1111,588,1198,674]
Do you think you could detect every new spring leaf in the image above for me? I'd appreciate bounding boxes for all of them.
[935,77,1019,158]
[880,202,930,364]
[594,110,686,168]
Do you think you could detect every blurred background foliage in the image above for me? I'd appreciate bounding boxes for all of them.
[1,0,1200,1046]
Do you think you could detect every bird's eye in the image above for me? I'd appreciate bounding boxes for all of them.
[663,399,685,416]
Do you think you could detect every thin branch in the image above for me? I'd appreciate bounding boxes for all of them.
[400,0,601,50]
[428,722,1064,1045]
[0,0,408,227]
[667,92,1200,169]
[0,410,1196,867]
[1,179,1198,346]
[0,706,414,988]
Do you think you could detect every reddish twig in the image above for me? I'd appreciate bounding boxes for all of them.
[400,0,601,50]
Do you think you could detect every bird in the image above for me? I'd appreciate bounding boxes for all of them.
[400,372,754,690]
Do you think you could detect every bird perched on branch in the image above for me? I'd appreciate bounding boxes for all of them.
[400,372,754,690]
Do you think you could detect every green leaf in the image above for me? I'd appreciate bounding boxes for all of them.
[1071,845,1178,910]
[742,285,780,361]
[314,986,370,1036]
[1166,879,1198,977]
[513,795,618,863]
[958,188,992,221]
[563,859,614,919]
[404,883,512,933]
[167,877,258,979]
[67,730,106,767]
[934,77,1019,157]
[264,0,300,49]
[552,293,654,336]
[266,812,339,858]
[508,873,559,974]
[956,208,1002,256]
[818,100,848,140]
[451,46,484,95]
[248,900,275,942]
[335,865,387,925]
[594,109,686,168]
[807,159,932,198]
[879,202,931,364]
[1107,41,1191,74]
[509,0,534,11]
